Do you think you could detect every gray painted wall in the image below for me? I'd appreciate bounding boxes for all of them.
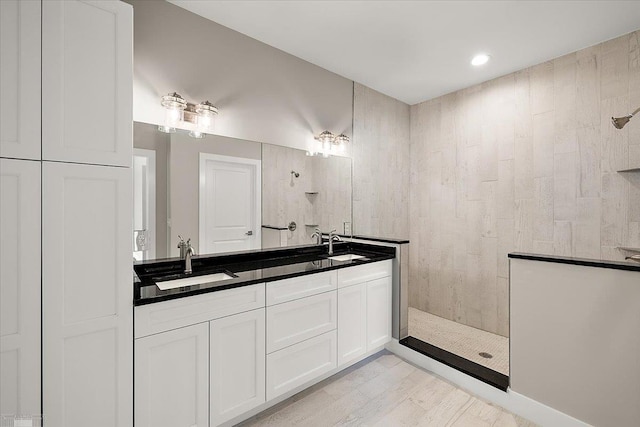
[127,0,353,154]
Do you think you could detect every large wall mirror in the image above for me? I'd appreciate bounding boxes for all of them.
[133,122,353,261]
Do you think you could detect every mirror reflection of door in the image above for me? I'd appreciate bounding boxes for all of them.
[133,148,156,261]
[199,153,261,254]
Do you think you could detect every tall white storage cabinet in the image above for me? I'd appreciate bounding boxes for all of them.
[0,0,42,418]
[0,0,41,160]
[42,162,132,426]
[42,0,133,167]
[41,1,133,426]
[0,159,41,417]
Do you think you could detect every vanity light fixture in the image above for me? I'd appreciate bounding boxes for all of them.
[308,130,350,157]
[612,106,640,129]
[471,53,490,67]
[159,93,219,138]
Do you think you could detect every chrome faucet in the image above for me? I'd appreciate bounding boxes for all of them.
[177,236,196,274]
[328,229,342,255]
[311,228,322,245]
[184,240,196,274]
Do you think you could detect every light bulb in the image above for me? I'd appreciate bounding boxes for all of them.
[471,54,490,66]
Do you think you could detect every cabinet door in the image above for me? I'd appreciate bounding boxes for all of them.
[266,330,337,401]
[42,0,132,166]
[0,159,41,416]
[337,282,367,366]
[43,161,132,427]
[0,0,41,160]
[366,276,392,351]
[210,309,265,426]
[135,323,209,427]
[266,291,337,353]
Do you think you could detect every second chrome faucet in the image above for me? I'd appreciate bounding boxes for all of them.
[310,228,342,255]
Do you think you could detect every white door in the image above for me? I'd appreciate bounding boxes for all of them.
[210,308,266,426]
[0,0,41,160]
[0,159,41,417]
[42,161,132,427]
[133,148,156,261]
[366,276,392,351]
[199,153,261,254]
[135,323,209,427]
[337,282,367,366]
[42,0,132,167]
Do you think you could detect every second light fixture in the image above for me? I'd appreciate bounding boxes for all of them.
[311,130,350,157]
[159,92,219,138]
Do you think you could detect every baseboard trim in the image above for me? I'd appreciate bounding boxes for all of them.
[387,339,590,427]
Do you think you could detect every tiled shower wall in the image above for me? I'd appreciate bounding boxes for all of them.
[262,144,352,246]
[353,83,411,238]
[409,31,640,337]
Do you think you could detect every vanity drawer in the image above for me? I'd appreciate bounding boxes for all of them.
[337,260,392,288]
[266,270,337,306]
[135,283,265,338]
[266,330,337,400]
[266,291,337,353]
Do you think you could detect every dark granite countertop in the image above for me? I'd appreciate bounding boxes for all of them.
[134,242,395,306]
[508,252,640,272]
[332,234,410,244]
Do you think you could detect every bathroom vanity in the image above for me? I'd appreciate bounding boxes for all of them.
[133,242,395,427]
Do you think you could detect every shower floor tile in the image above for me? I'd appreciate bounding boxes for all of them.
[408,308,509,376]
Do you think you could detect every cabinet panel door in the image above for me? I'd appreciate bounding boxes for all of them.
[337,283,367,366]
[0,0,41,160]
[266,330,337,401]
[337,260,392,289]
[0,159,41,416]
[42,0,132,166]
[43,162,132,427]
[366,276,392,351]
[210,309,265,426]
[266,291,337,353]
[135,323,209,427]
[266,271,337,306]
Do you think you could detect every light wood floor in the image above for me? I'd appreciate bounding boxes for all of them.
[409,308,510,376]
[239,351,534,426]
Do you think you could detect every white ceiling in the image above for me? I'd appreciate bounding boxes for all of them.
[168,1,640,105]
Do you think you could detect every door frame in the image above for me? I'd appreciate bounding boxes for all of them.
[198,153,262,254]
[133,148,156,260]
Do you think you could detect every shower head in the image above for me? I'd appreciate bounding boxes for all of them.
[612,107,640,129]
[290,170,300,178]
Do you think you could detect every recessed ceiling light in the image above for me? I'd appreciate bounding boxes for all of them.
[471,54,490,67]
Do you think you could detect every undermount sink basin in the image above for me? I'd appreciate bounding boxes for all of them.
[328,254,366,262]
[155,272,236,290]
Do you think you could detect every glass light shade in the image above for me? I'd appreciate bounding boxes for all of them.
[189,130,205,139]
[195,101,218,131]
[161,92,187,129]
[158,125,176,134]
[317,130,335,145]
[334,134,349,152]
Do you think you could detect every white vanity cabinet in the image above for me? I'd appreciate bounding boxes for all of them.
[265,271,338,400]
[134,259,394,426]
[134,283,266,427]
[135,323,210,427]
[337,260,392,366]
[210,308,266,426]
